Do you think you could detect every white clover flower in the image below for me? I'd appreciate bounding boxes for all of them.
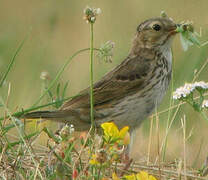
[193,81,208,90]
[60,124,75,137]
[69,124,75,134]
[83,6,101,24]
[173,83,195,100]
[40,71,50,80]
[83,6,91,14]
[90,17,96,22]
[202,100,208,108]
[95,8,101,15]
[97,41,115,63]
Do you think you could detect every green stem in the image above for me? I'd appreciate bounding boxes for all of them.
[0,47,102,120]
[90,23,95,130]
[200,111,208,122]
[31,48,101,108]
[0,35,28,87]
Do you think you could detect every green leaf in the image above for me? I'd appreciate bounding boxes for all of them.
[47,90,54,102]
[43,127,60,144]
[62,81,69,99]
[2,124,15,135]
[56,83,61,100]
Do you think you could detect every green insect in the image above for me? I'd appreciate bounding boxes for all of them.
[160,12,203,51]
[176,22,201,51]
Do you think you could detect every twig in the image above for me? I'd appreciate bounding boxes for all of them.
[160,104,182,158]
[73,128,92,179]
[155,106,161,179]
[117,163,207,180]
[0,97,44,180]
[147,116,154,165]
[151,92,208,118]
[192,59,208,82]
[181,115,187,180]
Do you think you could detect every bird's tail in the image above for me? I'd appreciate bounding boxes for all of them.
[22,110,68,119]
[22,110,91,131]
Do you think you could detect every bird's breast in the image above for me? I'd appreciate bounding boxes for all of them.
[99,52,172,130]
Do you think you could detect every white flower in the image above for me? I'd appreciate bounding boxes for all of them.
[202,100,208,108]
[83,6,91,14]
[173,83,195,100]
[83,6,101,24]
[193,81,208,90]
[90,17,96,22]
[69,124,75,134]
[95,8,101,15]
[60,124,75,137]
[173,81,208,100]
[97,41,115,63]
[40,71,50,80]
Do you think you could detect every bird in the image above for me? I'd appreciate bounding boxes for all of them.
[23,17,178,149]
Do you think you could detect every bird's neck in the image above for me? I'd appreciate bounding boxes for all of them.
[160,44,172,71]
[129,42,172,73]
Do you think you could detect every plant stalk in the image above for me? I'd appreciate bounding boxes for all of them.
[90,23,95,130]
[32,48,101,108]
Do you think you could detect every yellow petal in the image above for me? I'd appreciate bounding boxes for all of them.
[136,171,148,180]
[101,122,119,138]
[89,154,99,165]
[136,171,157,180]
[101,122,111,133]
[149,175,157,180]
[110,123,119,137]
[112,172,120,180]
[124,174,137,180]
[119,126,129,139]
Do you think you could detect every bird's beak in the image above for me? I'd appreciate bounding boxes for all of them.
[168,24,179,36]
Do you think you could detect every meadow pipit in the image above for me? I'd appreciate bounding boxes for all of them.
[24,17,178,148]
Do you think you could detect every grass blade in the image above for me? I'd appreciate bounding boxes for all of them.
[31,48,91,107]
[0,34,29,87]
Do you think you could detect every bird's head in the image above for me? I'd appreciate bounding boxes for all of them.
[131,17,178,54]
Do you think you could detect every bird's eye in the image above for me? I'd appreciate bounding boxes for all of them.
[152,24,161,31]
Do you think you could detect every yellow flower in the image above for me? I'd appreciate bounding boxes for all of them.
[124,174,137,180]
[89,154,99,165]
[101,122,129,144]
[112,172,120,180]
[124,171,157,180]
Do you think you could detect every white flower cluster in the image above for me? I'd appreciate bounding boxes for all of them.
[202,100,208,108]
[173,81,208,100]
[83,6,101,23]
[59,124,75,138]
[173,83,195,100]
[193,81,208,90]
[97,41,115,63]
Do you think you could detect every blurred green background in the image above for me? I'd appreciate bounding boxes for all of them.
[0,0,208,167]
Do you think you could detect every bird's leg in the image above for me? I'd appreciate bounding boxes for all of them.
[119,129,135,175]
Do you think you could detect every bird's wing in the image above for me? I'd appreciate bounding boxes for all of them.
[61,53,155,111]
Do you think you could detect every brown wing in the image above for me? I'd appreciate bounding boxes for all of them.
[61,53,154,111]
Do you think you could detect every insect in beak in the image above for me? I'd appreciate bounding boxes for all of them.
[168,24,178,36]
